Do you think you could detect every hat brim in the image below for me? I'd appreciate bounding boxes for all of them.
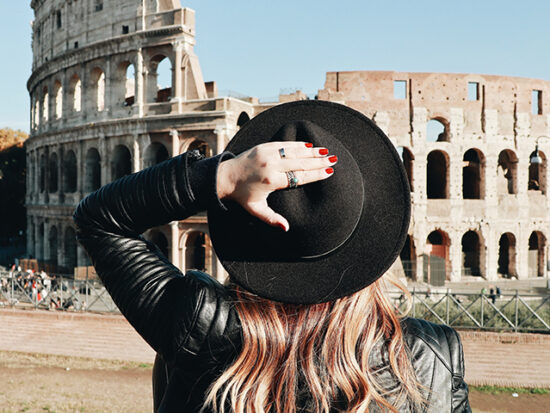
[208,100,410,304]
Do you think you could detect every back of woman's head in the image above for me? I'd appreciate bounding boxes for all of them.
[204,277,424,413]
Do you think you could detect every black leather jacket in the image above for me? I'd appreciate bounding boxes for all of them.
[74,151,471,413]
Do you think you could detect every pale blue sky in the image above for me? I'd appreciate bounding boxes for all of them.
[2,0,549,132]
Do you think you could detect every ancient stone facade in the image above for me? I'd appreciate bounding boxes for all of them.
[26,0,259,278]
[318,71,550,282]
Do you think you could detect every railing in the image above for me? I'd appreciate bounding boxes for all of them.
[393,289,550,333]
[0,271,119,313]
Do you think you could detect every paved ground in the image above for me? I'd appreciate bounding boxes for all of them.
[1,308,549,388]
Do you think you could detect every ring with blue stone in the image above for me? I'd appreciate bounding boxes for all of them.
[286,171,299,188]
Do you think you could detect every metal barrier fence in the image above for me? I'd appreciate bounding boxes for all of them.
[0,271,119,313]
[392,289,550,333]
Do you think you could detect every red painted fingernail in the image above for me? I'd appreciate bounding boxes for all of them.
[305,143,313,148]
[326,167,334,174]
[328,155,338,163]
[319,148,329,155]
[277,223,288,232]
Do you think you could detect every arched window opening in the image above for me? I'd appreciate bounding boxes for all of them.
[91,67,106,112]
[143,142,169,169]
[185,231,211,273]
[63,150,77,193]
[427,150,448,199]
[498,233,517,278]
[49,226,58,267]
[111,145,132,181]
[148,230,169,259]
[64,227,77,272]
[39,154,46,193]
[528,150,546,194]
[462,231,481,276]
[34,98,40,127]
[188,139,213,158]
[237,112,250,129]
[70,74,82,112]
[125,63,135,106]
[37,223,44,261]
[85,148,101,192]
[528,231,546,277]
[426,119,448,142]
[48,153,58,193]
[397,146,414,192]
[463,149,485,199]
[42,87,49,122]
[400,235,416,279]
[425,230,449,284]
[54,80,63,119]
[497,150,518,195]
[149,55,172,103]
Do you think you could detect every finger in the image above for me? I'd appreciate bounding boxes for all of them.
[278,144,330,159]
[283,167,335,187]
[281,155,337,172]
[245,200,290,231]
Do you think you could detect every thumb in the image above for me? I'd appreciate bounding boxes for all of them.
[245,200,290,232]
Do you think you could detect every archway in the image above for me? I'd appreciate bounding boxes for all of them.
[149,55,172,103]
[143,142,169,168]
[498,233,517,278]
[48,153,58,193]
[70,74,82,112]
[462,231,481,276]
[188,139,212,158]
[121,61,136,106]
[427,150,449,199]
[497,150,518,195]
[528,150,547,193]
[42,86,49,122]
[528,231,546,277]
[426,119,448,142]
[64,227,77,271]
[54,80,63,119]
[185,231,212,273]
[237,112,250,129]
[90,67,105,112]
[85,148,101,192]
[39,154,46,193]
[49,226,58,268]
[463,149,485,199]
[111,145,132,181]
[63,150,77,193]
[425,230,449,284]
[37,223,44,261]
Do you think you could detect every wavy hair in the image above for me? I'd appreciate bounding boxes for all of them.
[203,276,424,413]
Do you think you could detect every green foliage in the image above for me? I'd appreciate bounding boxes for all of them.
[471,385,550,395]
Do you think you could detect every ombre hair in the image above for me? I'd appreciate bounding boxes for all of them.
[203,276,425,413]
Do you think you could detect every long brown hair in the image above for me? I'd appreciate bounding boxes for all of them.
[204,276,424,413]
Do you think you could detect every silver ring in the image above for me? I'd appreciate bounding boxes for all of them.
[286,171,299,188]
[279,148,286,158]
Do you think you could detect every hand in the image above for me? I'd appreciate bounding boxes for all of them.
[217,141,337,231]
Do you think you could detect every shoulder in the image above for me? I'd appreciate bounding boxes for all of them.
[174,271,241,357]
[401,317,465,380]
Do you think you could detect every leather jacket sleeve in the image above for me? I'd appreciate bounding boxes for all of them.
[73,151,234,360]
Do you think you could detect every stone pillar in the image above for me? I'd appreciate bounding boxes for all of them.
[214,126,228,155]
[104,57,112,117]
[170,129,180,157]
[99,134,108,185]
[517,228,528,279]
[133,136,141,173]
[27,216,34,259]
[78,140,85,197]
[172,42,184,112]
[136,48,145,116]
[58,146,65,203]
[449,230,462,282]
[170,221,179,268]
[44,146,49,204]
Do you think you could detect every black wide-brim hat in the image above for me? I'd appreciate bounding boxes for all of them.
[208,100,410,304]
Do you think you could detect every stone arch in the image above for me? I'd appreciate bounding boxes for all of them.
[117,60,136,106]
[498,232,517,278]
[497,150,518,195]
[148,54,172,103]
[48,152,58,193]
[53,80,63,119]
[186,139,213,158]
[42,85,49,122]
[463,148,485,199]
[147,229,169,259]
[400,234,416,279]
[48,225,58,267]
[39,153,46,193]
[461,230,482,276]
[90,66,106,111]
[397,146,414,192]
[111,144,132,181]
[69,73,82,112]
[425,229,450,283]
[85,148,101,192]
[528,150,547,194]
[64,227,77,271]
[426,118,449,142]
[34,95,40,127]
[237,111,250,129]
[184,231,212,273]
[427,150,449,199]
[143,142,169,168]
[528,231,546,277]
[62,150,77,193]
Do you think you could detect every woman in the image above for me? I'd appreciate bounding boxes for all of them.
[74,101,471,412]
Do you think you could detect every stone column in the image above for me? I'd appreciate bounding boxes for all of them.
[449,230,462,282]
[104,57,112,117]
[44,146,50,204]
[99,134,108,184]
[78,140,85,197]
[133,136,141,173]
[172,42,184,112]
[214,126,228,155]
[58,146,65,203]
[517,228,528,279]
[170,129,180,157]
[27,215,34,259]
[136,48,145,116]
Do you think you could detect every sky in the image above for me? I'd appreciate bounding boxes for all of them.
[2,0,550,133]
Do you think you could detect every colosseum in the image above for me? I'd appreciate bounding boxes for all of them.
[26,1,550,285]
